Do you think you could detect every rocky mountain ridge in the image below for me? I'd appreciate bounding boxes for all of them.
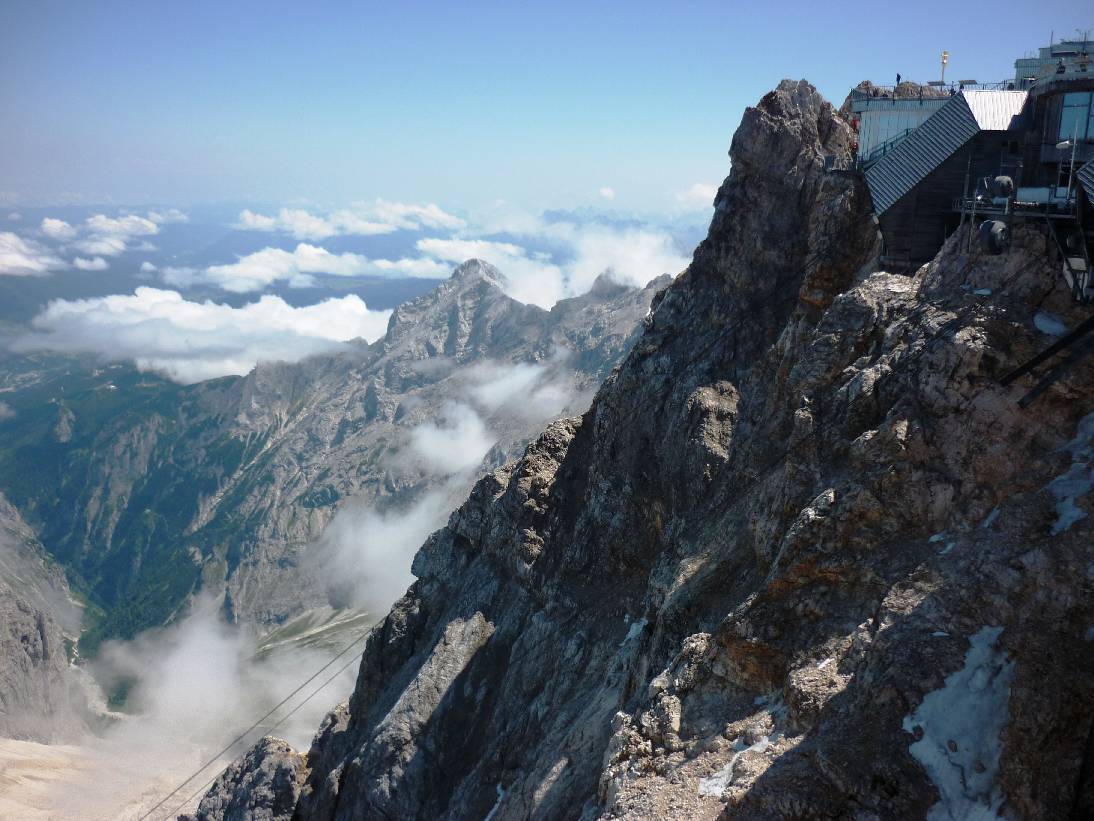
[194,79,1094,819]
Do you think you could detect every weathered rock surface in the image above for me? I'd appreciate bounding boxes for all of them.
[0,493,88,742]
[201,79,1094,819]
[181,736,306,821]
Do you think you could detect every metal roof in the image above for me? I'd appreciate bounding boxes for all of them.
[963,90,1028,129]
[865,90,1028,215]
[1078,159,1094,204]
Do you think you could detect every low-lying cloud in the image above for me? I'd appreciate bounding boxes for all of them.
[36,595,358,819]
[408,402,495,475]
[12,287,393,383]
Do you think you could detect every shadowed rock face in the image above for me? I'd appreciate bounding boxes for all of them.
[201,79,1094,820]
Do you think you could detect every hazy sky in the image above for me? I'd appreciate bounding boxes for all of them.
[1,0,1090,210]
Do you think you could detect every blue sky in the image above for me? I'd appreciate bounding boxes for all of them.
[2,0,1090,210]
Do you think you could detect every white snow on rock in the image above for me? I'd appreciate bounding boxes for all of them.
[1047,412,1094,535]
[619,617,648,647]
[697,734,778,797]
[902,626,1015,820]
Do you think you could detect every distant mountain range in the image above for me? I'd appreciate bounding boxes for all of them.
[0,261,668,653]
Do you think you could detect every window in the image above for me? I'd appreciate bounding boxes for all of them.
[1059,92,1093,141]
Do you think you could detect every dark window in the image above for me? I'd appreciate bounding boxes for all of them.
[1059,92,1093,141]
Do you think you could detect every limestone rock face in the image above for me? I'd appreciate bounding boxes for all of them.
[181,736,306,821]
[203,79,1094,820]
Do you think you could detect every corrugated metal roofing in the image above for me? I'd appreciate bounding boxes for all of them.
[1078,159,1094,203]
[865,90,1028,215]
[963,90,1028,130]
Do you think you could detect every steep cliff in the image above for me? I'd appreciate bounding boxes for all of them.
[198,79,1094,819]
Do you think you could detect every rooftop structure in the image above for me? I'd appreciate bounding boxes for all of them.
[1014,38,1093,88]
[831,38,1094,319]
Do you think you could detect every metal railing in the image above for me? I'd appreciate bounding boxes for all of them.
[863,129,915,165]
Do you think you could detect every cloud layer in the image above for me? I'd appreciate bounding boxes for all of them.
[13,287,392,383]
[166,243,449,292]
[236,200,464,240]
[222,203,690,307]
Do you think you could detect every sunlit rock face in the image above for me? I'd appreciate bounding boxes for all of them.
[206,80,1094,820]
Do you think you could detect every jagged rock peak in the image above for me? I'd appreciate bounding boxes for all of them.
[448,258,507,289]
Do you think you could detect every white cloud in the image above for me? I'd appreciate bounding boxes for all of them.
[6,212,20,221]
[147,208,188,224]
[13,287,393,383]
[317,490,451,614]
[566,227,688,294]
[139,261,157,273]
[466,358,575,422]
[235,201,464,240]
[172,243,448,293]
[235,208,391,241]
[407,402,494,475]
[599,187,616,200]
[35,211,169,259]
[363,199,465,231]
[675,182,719,209]
[0,402,14,421]
[41,218,76,240]
[0,232,66,276]
[73,256,109,271]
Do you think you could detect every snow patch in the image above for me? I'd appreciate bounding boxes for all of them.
[697,733,779,797]
[816,657,834,670]
[1047,412,1094,535]
[938,542,956,556]
[929,533,947,543]
[619,618,647,647]
[931,631,950,638]
[902,626,1014,820]
[979,507,1000,529]
[1033,311,1069,336]
[973,288,993,296]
